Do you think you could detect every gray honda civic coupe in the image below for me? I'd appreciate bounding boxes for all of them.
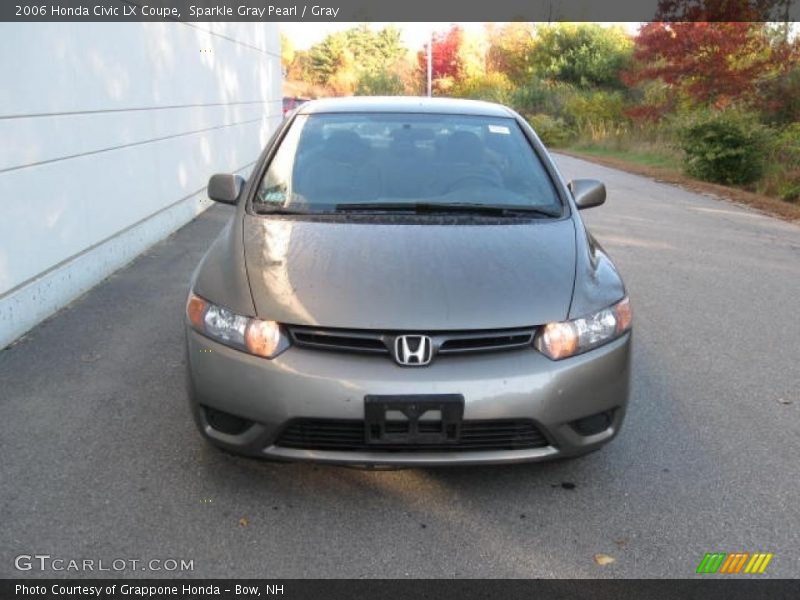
[185,96,631,466]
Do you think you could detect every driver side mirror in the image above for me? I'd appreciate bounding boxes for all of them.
[208,173,245,205]
[568,179,606,210]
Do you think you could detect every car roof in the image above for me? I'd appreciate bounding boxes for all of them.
[296,96,516,118]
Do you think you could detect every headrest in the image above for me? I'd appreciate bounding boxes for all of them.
[320,130,370,163]
[444,131,485,164]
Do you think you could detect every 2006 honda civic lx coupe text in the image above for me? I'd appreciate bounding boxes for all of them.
[185,97,631,466]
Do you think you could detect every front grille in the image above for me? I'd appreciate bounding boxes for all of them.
[438,332,534,353]
[275,418,549,452]
[287,326,535,360]
[290,329,387,353]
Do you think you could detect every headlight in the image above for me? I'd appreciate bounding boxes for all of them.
[186,293,289,359]
[534,296,631,360]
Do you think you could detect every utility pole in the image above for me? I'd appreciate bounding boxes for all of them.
[783,0,790,45]
[427,29,432,97]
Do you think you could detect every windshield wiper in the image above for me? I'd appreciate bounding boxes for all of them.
[252,205,310,215]
[335,202,560,218]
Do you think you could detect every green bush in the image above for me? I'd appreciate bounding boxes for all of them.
[451,72,514,104]
[355,71,405,96]
[677,111,769,185]
[510,79,560,115]
[511,83,629,144]
[762,123,800,202]
[528,24,633,90]
[525,113,576,147]
[562,89,628,141]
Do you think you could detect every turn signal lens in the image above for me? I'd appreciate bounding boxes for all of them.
[245,319,283,358]
[614,296,632,334]
[186,293,208,329]
[535,296,631,360]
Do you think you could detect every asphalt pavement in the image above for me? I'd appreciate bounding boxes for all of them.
[1,154,798,578]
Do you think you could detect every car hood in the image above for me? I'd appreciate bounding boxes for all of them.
[243,216,576,330]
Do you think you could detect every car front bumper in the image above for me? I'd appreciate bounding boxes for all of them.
[185,327,631,466]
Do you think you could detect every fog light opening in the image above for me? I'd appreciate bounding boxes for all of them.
[570,410,615,436]
[203,406,253,435]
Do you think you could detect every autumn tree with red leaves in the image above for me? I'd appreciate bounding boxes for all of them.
[417,25,465,93]
[624,1,797,119]
[652,0,788,21]
[625,22,775,115]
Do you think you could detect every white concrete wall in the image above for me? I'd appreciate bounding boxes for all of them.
[0,22,283,348]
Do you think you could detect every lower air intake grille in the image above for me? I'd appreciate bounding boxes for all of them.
[275,419,548,452]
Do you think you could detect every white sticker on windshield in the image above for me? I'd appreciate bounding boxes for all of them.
[488,124,510,134]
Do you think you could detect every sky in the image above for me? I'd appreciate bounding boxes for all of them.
[281,22,643,52]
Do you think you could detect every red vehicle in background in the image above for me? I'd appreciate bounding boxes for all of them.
[282,96,310,116]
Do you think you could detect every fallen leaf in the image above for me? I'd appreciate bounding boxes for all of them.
[238,517,249,527]
[594,553,616,566]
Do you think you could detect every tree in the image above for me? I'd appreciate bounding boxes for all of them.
[485,22,536,85]
[452,71,514,104]
[356,70,406,96]
[286,49,313,83]
[528,24,633,90]
[306,25,408,95]
[755,31,800,123]
[417,25,464,94]
[458,28,488,82]
[308,31,349,85]
[653,0,787,21]
[280,33,295,74]
[624,21,791,117]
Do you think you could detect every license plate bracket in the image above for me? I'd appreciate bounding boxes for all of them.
[364,394,464,445]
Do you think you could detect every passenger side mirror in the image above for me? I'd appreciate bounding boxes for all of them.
[208,173,245,205]
[568,179,606,210]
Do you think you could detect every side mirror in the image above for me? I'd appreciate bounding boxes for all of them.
[568,179,606,210]
[208,173,245,205]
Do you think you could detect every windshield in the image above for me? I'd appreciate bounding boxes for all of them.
[253,112,562,215]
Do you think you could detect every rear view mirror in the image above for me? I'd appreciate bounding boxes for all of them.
[208,173,245,205]
[568,179,606,210]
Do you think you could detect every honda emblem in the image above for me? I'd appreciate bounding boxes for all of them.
[394,335,433,366]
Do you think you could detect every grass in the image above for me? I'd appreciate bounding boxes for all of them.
[564,142,682,171]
